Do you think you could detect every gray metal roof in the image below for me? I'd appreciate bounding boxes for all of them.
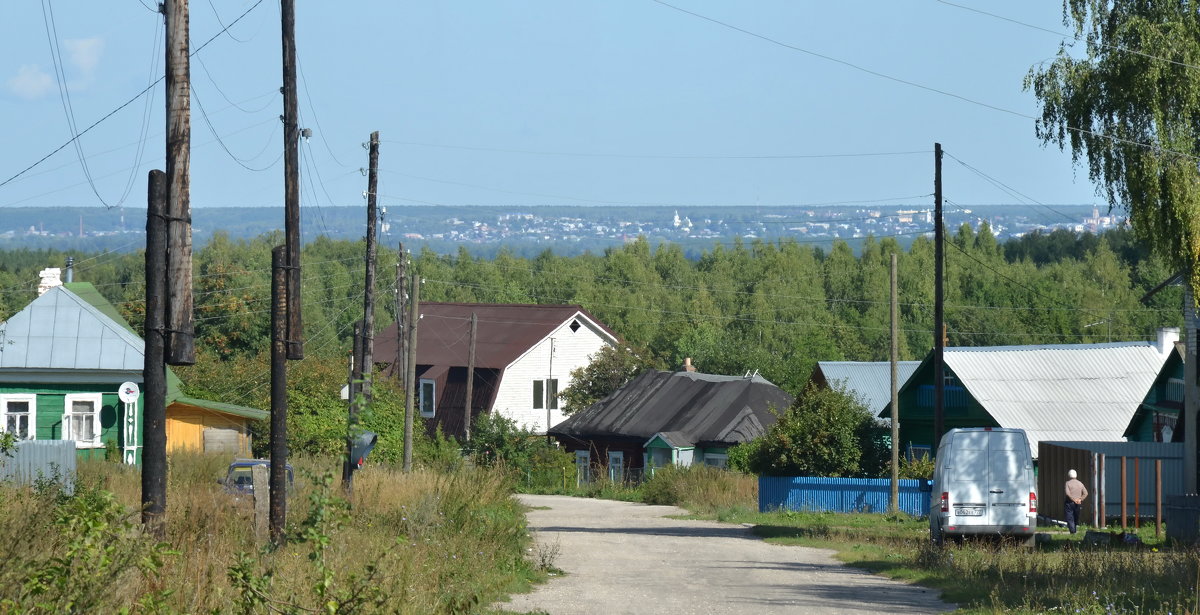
[816,361,921,415]
[941,342,1168,456]
[550,369,794,447]
[0,286,143,371]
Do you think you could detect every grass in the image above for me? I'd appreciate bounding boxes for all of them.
[0,451,548,614]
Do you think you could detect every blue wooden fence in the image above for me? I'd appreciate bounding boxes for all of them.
[0,440,76,493]
[759,476,927,516]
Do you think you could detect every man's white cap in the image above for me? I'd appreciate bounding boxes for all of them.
[1068,469,1077,479]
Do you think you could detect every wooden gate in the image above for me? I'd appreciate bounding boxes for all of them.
[1038,442,1097,525]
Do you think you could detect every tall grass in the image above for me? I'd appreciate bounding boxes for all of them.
[635,464,757,514]
[0,452,538,614]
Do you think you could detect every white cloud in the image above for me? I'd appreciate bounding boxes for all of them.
[65,37,104,75]
[6,64,54,100]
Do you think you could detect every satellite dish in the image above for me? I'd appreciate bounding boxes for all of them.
[118,381,140,404]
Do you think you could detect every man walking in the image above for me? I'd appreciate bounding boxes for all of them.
[1065,469,1088,534]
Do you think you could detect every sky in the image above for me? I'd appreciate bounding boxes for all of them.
[0,1,1106,215]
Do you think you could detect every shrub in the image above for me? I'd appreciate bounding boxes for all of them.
[746,385,879,477]
[640,464,756,513]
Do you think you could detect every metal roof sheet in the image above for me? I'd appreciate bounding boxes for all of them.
[0,286,144,371]
[816,361,921,415]
[941,342,1167,456]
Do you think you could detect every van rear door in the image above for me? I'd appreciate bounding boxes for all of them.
[949,431,989,519]
[987,431,1029,527]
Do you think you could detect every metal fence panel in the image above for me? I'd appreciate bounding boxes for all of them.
[0,440,77,493]
[759,476,927,516]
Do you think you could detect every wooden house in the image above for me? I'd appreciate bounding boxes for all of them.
[1124,340,1185,443]
[375,302,619,436]
[0,280,265,461]
[550,369,794,479]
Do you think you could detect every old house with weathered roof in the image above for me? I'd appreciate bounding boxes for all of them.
[885,329,1178,457]
[375,302,619,436]
[550,368,794,480]
[0,273,266,461]
[809,360,921,418]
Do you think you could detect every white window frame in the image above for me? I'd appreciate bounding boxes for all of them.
[0,394,37,440]
[608,451,624,481]
[532,380,544,410]
[418,379,436,418]
[63,393,103,448]
[703,453,728,468]
[532,379,559,411]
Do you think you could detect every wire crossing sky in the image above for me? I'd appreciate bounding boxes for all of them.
[1,1,1103,210]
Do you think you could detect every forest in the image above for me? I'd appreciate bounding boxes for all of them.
[0,224,1182,407]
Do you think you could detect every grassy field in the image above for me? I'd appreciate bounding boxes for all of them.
[0,452,549,614]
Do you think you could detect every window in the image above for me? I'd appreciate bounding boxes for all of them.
[0,394,36,440]
[63,393,102,448]
[703,453,728,468]
[575,450,591,484]
[419,379,436,418]
[608,451,624,481]
[532,379,559,410]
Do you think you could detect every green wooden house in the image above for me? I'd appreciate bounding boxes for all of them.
[0,281,265,463]
[883,335,1174,458]
[1124,341,1184,443]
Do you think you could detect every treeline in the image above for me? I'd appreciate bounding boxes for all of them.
[0,224,1181,397]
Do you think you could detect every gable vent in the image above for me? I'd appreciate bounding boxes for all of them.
[569,319,581,333]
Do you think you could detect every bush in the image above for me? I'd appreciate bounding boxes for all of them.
[746,385,880,477]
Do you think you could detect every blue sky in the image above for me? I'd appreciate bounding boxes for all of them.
[0,1,1102,213]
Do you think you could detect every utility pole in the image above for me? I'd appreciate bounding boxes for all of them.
[142,170,168,533]
[464,312,477,442]
[394,243,407,385]
[890,251,900,513]
[403,272,420,472]
[933,142,945,451]
[1186,276,1198,493]
[163,0,194,366]
[343,323,363,493]
[360,131,380,404]
[281,0,303,360]
[269,246,289,543]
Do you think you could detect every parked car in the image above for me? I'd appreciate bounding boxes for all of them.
[218,458,294,496]
[928,427,1038,546]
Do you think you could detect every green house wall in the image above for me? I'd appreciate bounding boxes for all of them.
[0,381,140,462]
[895,362,999,455]
[1127,351,1183,442]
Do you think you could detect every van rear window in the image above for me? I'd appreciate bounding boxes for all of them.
[990,431,1026,451]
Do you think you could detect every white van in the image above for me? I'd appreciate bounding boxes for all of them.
[928,427,1038,546]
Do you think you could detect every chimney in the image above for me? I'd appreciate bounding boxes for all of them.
[37,267,63,296]
[65,256,74,283]
[683,357,696,372]
[1157,327,1180,358]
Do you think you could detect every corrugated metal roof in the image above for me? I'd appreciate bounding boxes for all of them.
[0,285,143,371]
[816,361,921,415]
[942,342,1167,456]
[375,302,620,370]
[550,369,794,447]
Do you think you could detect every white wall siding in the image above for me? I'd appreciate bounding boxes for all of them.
[492,317,615,433]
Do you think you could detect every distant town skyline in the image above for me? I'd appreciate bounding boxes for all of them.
[2,2,1106,213]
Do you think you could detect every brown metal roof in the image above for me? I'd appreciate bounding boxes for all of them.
[375,302,619,370]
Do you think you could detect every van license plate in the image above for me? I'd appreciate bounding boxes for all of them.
[955,507,983,516]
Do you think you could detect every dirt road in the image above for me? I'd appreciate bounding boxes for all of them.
[498,494,951,615]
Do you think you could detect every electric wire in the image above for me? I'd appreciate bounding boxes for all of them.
[190,84,283,172]
[383,140,931,161]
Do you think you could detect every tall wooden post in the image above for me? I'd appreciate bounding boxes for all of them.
[403,273,420,472]
[464,312,477,442]
[933,142,945,450]
[890,251,900,512]
[343,323,363,493]
[1186,276,1198,493]
[142,170,169,532]
[164,0,194,366]
[360,132,380,403]
[281,0,303,360]
[269,246,289,543]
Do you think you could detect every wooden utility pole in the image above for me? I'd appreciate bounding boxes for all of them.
[933,142,945,450]
[890,251,900,513]
[142,170,169,532]
[464,312,477,442]
[1186,277,1197,493]
[403,272,420,472]
[163,0,194,366]
[343,323,363,493]
[281,0,303,360]
[269,245,289,543]
[360,132,380,403]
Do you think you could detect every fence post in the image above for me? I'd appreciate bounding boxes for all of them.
[1156,459,1162,539]
[1121,456,1127,530]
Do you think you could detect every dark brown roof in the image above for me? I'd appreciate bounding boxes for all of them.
[375,303,619,370]
[550,369,794,447]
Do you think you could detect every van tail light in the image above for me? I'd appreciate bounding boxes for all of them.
[1029,491,1037,513]
[940,492,949,513]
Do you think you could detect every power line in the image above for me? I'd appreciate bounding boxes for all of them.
[0,0,266,190]
[383,140,930,161]
[191,84,282,171]
[942,151,1080,224]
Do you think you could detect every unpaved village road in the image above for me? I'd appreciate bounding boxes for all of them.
[498,494,952,615]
